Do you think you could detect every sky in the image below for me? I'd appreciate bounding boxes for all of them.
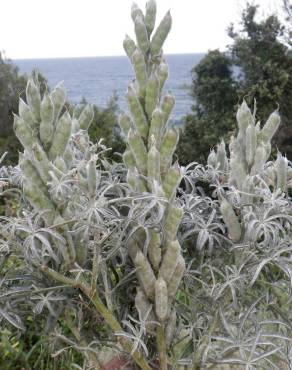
[0,0,283,59]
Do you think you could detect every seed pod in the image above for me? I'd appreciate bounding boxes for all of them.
[207,150,217,168]
[276,152,288,192]
[236,100,253,132]
[78,104,94,130]
[168,255,185,299]
[160,128,179,174]
[19,155,47,195]
[245,123,257,167]
[128,129,148,175]
[229,154,247,190]
[135,288,156,334]
[217,140,227,171]
[161,94,175,124]
[131,2,144,23]
[13,115,36,151]
[119,114,132,138]
[220,197,241,242]
[162,162,181,201]
[53,156,67,173]
[148,231,161,271]
[135,250,156,299]
[26,78,41,120]
[87,158,97,194]
[145,0,156,35]
[132,49,147,98]
[147,140,161,182]
[74,230,88,267]
[49,112,72,160]
[40,93,54,147]
[159,240,180,283]
[157,60,168,92]
[148,108,164,148]
[165,309,176,348]
[150,11,172,56]
[32,143,51,183]
[155,277,168,321]
[260,110,280,143]
[123,34,136,60]
[241,175,255,205]
[123,150,135,170]
[127,227,146,261]
[126,84,148,138]
[134,15,149,54]
[250,142,267,175]
[19,98,36,127]
[164,203,183,242]
[51,82,66,121]
[145,73,160,118]
[64,147,73,168]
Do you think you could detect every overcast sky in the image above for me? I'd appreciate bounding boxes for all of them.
[0,0,282,59]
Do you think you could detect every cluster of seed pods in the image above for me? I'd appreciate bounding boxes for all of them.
[14,76,95,266]
[207,101,291,243]
[121,0,185,345]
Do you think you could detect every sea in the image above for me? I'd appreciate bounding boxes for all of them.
[14,54,204,124]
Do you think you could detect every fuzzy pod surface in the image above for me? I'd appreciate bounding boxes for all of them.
[150,10,172,56]
[220,197,241,242]
[159,240,180,283]
[155,277,168,321]
[135,250,156,299]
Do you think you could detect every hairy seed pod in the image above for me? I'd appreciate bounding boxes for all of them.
[168,255,185,299]
[86,158,97,194]
[145,73,160,118]
[236,100,253,132]
[31,143,51,183]
[207,150,217,168]
[134,15,149,54]
[245,123,257,167]
[127,227,146,261]
[119,113,132,138]
[78,104,94,130]
[132,49,147,98]
[160,128,179,174]
[159,240,180,283]
[157,60,168,92]
[51,82,66,121]
[63,147,73,168]
[131,2,144,23]
[126,84,148,138]
[147,140,161,182]
[123,34,136,60]
[49,112,72,160]
[155,277,168,321]
[148,231,161,271]
[229,154,247,190]
[26,78,41,120]
[19,98,36,128]
[250,142,267,175]
[13,115,36,151]
[135,288,156,334]
[162,162,181,201]
[150,11,172,56]
[165,309,176,348]
[220,197,241,242]
[135,250,156,299]
[40,93,54,147]
[74,230,88,267]
[217,140,227,171]
[164,203,183,242]
[276,152,288,192]
[241,175,255,205]
[123,150,136,170]
[260,110,281,143]
[19,155,47,195]
[161,94,175,124]
[145,0,156,35]
[148,108,164,148]
[128,128,148,175]
[53,156,67,173]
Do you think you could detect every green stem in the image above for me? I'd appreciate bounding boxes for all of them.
[157,324,168,370]
[40,266,152,370]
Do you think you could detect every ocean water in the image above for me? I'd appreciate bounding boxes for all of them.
[14,54,204,123]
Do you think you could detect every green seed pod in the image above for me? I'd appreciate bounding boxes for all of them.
[161,94,175,124]
[250,142,267,175]
[119,113,132,138]
[164,202,183,242]
[19,98,36,128]
[159,240,180,283]
[135,288,156,334]
[150,11,172,56]
[162,162,181,201]
[32,143,51,183]
[236,100,253,132]
[168,255,185,299]
[51,82,66,121]
[128,128,148,175]
[134,15,150,54]
[53,156,67,173]
[220,197,241,242]
[63,146,73,168]
[49,112,72,160]
[145,73,160,118]
[123,150,135,169]
[276,152,288,192]
[13,115,36,151]
[241,175,255,205]
[245,123,257,167]
[145,0,156,35]
[87,158,97,194]
[217,140,227,171]
[260,111,280,143]
[155,277,168,321]
[148,108,164,147]
[229,154,247,190]
[147,139,161,183]
[132,49,147,98]
[207,150,217,168]
[127,227,146,261]
[78,104,94,130]
[26,78,41,120]
[74,230,88,267]
[126,84,148,138]
[135,250,156,299]
[19,155,47,195]
[157,60,168,92]
[160,128,179,174]
[40,93,54,147]
[131,2,144,23]
[127,167,139,190]
[123,34,136,60]
[165,309,176,348]
[148,231,161,271]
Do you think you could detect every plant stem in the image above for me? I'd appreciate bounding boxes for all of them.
[157,324,168,370]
